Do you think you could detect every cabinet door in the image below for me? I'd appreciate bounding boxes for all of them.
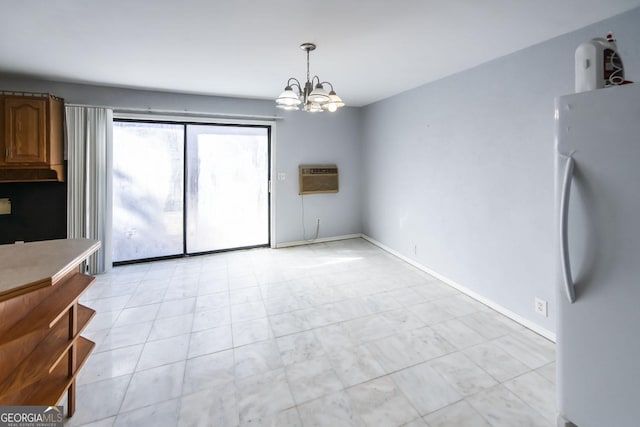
[3,97,48,164]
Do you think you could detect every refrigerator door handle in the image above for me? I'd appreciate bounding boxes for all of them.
[560,155,576,303]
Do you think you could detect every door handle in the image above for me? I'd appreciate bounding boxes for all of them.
[560,154,576,303]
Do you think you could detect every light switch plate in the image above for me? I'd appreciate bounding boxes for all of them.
[0,198,10,215]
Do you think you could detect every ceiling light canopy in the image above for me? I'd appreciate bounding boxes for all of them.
[275,43,344,113]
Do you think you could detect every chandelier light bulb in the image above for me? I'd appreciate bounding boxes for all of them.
[322,91,344,112]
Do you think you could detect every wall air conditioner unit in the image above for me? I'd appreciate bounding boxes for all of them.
[299,165,339,195]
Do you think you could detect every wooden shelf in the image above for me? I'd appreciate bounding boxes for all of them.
[0,304,95,403]
[0,273,95,346]
[50,305,95,373]
[0,239,100,417]
[26,336,95,406]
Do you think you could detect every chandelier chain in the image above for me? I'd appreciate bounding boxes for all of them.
[306,49,311,84]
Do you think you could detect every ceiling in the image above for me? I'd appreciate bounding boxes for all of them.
[1,1,639,107]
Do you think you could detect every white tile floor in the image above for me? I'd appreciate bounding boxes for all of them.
[65,238,556,427]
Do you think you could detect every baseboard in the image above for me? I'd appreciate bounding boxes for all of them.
[275,234,363,249]
[361,234,556,343]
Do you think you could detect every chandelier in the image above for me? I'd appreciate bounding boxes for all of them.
[275,43,345,113]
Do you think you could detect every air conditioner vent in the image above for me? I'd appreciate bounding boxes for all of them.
[299,164,338,194]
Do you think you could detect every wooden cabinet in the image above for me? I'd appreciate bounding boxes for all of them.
[0,92,65,182]
[3,97,48,164]
[0,239,100,417]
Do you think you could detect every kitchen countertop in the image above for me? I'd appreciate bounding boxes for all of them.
[0,238,101,302]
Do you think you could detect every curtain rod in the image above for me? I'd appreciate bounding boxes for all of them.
[64,103,284,121]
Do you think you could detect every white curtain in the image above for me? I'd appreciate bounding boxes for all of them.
[66,106,113,274]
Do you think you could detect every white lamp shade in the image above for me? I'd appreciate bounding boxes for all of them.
[305,102,324,112]
[277,104,300,111]
[276,87,301,106]
[328,91,344,108]
[308,85,330,104]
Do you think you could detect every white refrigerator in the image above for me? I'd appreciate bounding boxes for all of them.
[555,84,640,426]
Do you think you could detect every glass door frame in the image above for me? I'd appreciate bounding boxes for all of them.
[112,114,276,265]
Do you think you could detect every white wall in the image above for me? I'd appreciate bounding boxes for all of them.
[361,7,640,336]
[0,76,363,246]
[275,109,362,244]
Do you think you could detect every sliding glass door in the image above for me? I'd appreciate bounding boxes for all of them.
[112,122,184,262]
[186,125,269,253]
[112,121,270,263]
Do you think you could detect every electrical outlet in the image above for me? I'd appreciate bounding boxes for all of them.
[0,198,10,215]
[535,297,548,317]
